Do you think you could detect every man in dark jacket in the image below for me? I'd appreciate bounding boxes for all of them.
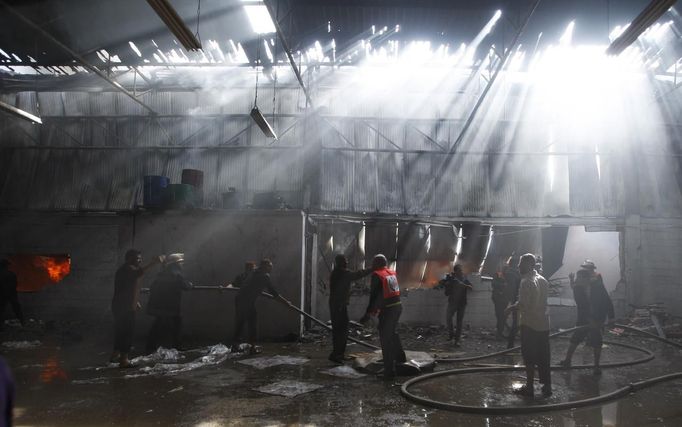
[232,261,256,288]
[442,264,473,346]
[558,260,615,375]
[0,259,24,329]
[328,254,372,364]
[146,254,193,353]
[111,250,162,367]
[232,259,286,352]
[360,254,406,380]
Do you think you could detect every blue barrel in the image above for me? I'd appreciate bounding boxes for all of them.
[143,175,169,208]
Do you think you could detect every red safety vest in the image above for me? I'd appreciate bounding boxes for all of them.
[374,268,400,299]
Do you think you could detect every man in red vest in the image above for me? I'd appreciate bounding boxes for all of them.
[360,254,406,380]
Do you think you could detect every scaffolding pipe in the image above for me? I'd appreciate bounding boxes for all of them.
[263,0,314,109]
[0,1,158,115]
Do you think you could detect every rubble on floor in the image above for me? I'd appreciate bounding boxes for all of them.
[320,365,367,379]
[238,355,310,370]
[254,380,324,397]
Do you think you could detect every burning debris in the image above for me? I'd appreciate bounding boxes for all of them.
[8,254,71,292]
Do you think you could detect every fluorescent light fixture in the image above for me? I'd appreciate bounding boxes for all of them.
[607,0,676,55]
[250,106,277,139]
[0,100,42,125]
[146,0,202,51]
[244,4,276,34]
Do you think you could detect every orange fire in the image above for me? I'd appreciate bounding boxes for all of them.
[8,254,71,292]
[40,356,68,384]
[36,256,71,282]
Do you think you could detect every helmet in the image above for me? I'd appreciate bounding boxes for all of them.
[580,260,597,269]
[372,254,388,268]
[164,253,185,266]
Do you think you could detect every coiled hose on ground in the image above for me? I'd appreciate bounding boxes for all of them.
[185,286,682,414]
[400,324,682,414]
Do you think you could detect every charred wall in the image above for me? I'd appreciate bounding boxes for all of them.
[0,210,305,341]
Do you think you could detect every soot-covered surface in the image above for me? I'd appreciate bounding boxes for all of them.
[2,320,682,426]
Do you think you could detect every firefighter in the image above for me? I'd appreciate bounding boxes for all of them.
[360,254,406,380]
[441,264,473,346]
[145,254,193,353]
[0,259,24,329]
[232,259,287,353]
[110,250,162,367]
[328,254,372,363]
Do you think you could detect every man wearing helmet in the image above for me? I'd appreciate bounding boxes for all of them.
[146,253,193,354]
[558,260,615,376]
[360,254,406,380]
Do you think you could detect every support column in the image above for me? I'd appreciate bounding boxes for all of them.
[622,214,643,308]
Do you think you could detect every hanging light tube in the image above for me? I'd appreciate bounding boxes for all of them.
[146,0,202,51]
[250,106,277,139]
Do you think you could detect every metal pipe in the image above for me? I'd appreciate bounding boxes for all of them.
[151,285,380,350]
[0,1,158,115]
[450,0,542,153]
[263,0,314,108]
[0,100,42,124]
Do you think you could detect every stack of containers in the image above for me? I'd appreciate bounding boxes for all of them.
[142,169,203,210]
[143,175,170,209]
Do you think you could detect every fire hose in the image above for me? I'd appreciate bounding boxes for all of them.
[147,285,682,414]
[400,324,682,414]
[146,285,380,350]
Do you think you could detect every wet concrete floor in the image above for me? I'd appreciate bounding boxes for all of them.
[2,322,682,426]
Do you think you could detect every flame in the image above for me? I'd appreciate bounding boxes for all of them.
[8,254,71,292]
[37,256,71,282]
[40,356,68,383]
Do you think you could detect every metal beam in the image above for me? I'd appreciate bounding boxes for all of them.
[0,1,158,115]
[308,212,626,228]
[0,100,42,124]
[263,0,314,108]
[0,145,302,150]
[0,144,636,156]
[607,0,677,55]
[450,0,542,152]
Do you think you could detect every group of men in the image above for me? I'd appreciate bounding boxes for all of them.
[328,253,406,380]
[327,252,616,393]
[108,246,615,392]
[110,250,286,367]
[502,255,614,397]
[110,250,187,367]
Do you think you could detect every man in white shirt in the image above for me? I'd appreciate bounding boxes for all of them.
[506,253,551,398]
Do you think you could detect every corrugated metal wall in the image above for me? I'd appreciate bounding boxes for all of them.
[639,220,682,316]
[0,88,679,217]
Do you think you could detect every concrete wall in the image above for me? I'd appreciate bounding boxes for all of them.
[623,216,682,317]
[0,210,305,341]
